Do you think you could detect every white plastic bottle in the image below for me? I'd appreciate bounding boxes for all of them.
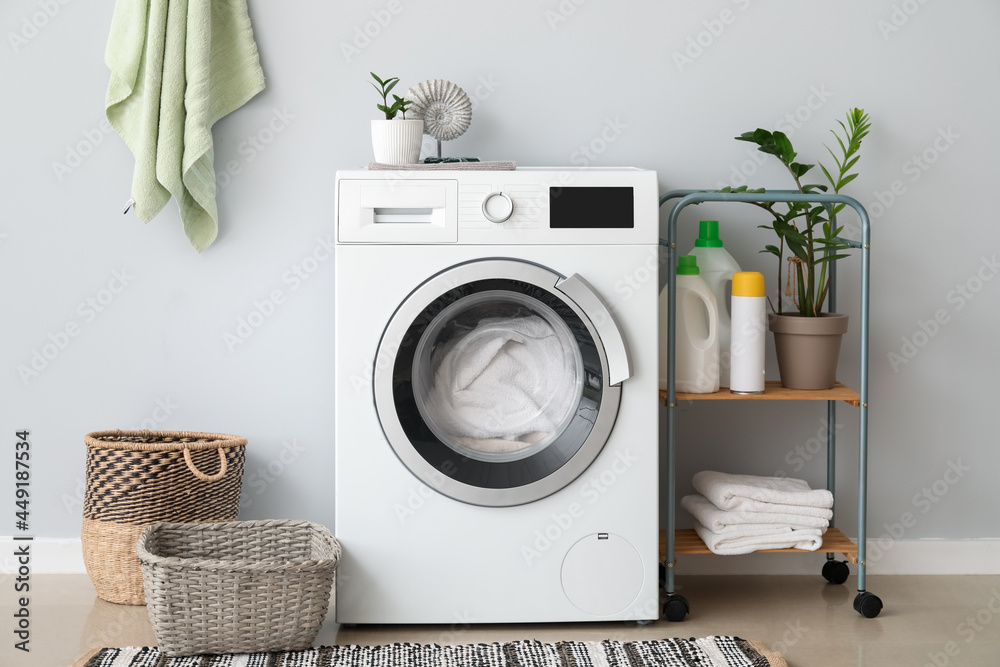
[659,255,719,393]
[730,271,767,394]
[689,220,742,388]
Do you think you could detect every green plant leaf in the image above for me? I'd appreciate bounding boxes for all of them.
[735,131,759,143]
[760,143,783,158]
[814,254,850,265]
[773,131,796,163]
[762,244,781,257]
[814,241,851,252]
[832,125,847,156]
[774,220,807,244]
[790,162,814,178]
[824,145,845,172]
[796,266,807,314]
[753,128,773,145]
[383,79,398,96]
[837,172,859,189]
[718,186,732,192]
[371,72,384,86]
[819,163,836,188]
[785,238,809,263]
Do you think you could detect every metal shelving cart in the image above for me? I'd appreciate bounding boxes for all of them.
[658,189,883,620]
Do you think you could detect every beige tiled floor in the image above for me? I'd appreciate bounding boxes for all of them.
[4,574,1000,666]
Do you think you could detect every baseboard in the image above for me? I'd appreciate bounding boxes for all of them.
[0,537,86,575]
[2,537,999,575]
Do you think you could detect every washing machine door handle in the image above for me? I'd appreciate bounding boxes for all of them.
[556,274,632,386]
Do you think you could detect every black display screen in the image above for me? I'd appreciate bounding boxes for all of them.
[549,186,634,229]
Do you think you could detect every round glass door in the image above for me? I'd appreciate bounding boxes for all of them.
[374,260,626,507]
[412,290,584,464]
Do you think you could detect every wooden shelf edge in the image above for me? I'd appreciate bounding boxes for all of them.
[660,528,858,564]
[659,381,861,407]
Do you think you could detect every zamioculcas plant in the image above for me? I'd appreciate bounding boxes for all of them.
[370,72,413,120]
[726,108,871,316]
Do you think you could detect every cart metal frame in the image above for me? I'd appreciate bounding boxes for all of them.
[659,189,882,619]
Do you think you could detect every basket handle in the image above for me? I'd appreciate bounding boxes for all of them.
[182,447,228,482]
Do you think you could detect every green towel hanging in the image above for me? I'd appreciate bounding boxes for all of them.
[105,0,265,253]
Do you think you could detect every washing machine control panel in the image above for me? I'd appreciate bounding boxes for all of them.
[336,168,657,245]
[459,180,636,231]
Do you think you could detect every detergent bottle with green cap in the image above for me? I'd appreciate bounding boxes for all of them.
[730,271,767,394]
[658,255,719,393]
[689,220,742,388]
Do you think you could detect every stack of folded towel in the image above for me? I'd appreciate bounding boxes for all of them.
[682,470,834,555]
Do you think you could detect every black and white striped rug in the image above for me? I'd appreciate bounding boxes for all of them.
[81,637,785,666]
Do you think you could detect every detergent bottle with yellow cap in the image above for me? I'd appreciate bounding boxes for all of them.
[729,271,767,394]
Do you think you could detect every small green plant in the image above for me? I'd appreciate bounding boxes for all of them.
[370,72,413,120]
[726,108,871,317]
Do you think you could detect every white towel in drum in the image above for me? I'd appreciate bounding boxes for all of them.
[692,519,825,555]
[693,471,834,520]
[681,494,830,532]
[423,316,578,451]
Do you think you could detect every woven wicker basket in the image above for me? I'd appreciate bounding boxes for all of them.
[137,519,340,656]
[82,430,246,605]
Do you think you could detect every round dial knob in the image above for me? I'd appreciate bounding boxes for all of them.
[482,191,514,223]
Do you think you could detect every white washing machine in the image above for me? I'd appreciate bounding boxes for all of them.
[334,167,660,624]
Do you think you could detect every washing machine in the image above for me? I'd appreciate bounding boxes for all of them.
[334,167,660,624]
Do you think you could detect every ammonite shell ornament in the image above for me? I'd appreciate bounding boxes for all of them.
[406,79,472,158]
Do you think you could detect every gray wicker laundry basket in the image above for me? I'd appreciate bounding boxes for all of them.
[137,519,340,656]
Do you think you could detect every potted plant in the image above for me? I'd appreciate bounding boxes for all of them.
[726,108,871,389]
[370,72,423,165]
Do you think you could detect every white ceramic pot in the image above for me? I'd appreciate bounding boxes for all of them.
[371,119,423,165]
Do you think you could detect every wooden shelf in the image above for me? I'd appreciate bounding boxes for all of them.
[659,381,860,407]
[660,528,858,564]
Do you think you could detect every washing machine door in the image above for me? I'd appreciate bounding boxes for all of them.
[373,259,631,507]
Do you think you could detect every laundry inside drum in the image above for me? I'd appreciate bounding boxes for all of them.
[413,291,585,463]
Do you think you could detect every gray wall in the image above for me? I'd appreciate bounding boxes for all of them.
[1,0,998,546]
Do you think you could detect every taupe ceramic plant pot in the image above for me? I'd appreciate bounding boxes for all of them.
[768,313,849,390]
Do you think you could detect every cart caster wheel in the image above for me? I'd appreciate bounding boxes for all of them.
[822,559,850,585]
[659,564,667,589]
[663,594,689,622]
[853,591,883,618]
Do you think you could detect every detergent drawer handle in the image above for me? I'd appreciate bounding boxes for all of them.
[556,273,632,386]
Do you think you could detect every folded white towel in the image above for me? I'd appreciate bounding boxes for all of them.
[682,494,830,532]
[422,316,579,453]
[692,519,825,555]
[693,471,834,519]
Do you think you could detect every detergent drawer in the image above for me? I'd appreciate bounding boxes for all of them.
[337,179,458,243]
